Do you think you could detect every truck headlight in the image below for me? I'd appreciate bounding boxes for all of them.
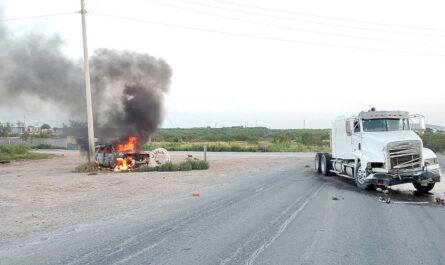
[425,158,438,165]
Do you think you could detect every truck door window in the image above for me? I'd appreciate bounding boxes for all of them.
[353,120,360,132]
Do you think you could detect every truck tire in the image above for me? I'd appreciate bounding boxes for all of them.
[321,153,333,176]
[355,161,371,190]
[314,153,322,173]
[413,182,435,193]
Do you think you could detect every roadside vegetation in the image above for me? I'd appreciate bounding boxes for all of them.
[134,160,209,172]
[73,162,99,173]
[143,127,331,152]
[143,127,445,153]
[73,160,209,173]
[0,144,55,161]
[422,132,445,153]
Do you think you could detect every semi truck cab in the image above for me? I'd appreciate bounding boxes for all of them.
[315,109,441,192]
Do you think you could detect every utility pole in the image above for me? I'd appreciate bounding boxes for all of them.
[80,0,95,161]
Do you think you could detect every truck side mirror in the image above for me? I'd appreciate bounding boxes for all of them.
[345,120,352,136]
[410,114,426,135]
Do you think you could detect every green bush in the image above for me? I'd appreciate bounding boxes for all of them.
[0,144,54,160]
[158,161,178,171]
[190,160,209,170]
[0,144,29,155]
[73,162,98,173]
[33,144,57,149]
[422,132,445,153]
[178,161,193,171]
[120,160,209,173]
[134,166,159,172]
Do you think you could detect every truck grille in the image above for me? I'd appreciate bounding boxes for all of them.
[388,141,422,171]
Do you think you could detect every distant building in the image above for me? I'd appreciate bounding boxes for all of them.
[10,126,25,135]
[26,126,41,134]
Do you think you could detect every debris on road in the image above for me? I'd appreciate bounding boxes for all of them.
[0,160,11,164]
[376,187,389,194]
[378,197,391,204]
[331,195,344,200]
[435,197,445,206]
[192,192,200,197]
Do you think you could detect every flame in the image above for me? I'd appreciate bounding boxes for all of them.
[115,136,138,153]
[113,136,138,172]
[114,158,128,172]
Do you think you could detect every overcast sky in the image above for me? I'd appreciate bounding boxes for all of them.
[1,0,444,128]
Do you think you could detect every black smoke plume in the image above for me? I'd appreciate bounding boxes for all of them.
[0,14,172,150]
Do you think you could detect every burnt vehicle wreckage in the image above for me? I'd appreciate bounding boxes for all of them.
[95,136,170,171]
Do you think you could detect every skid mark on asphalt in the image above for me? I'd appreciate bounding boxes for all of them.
[245,183,326,265]
[218,182,326,265]
[87,171,297,264]
[219,192,306,265]
[111,237,167,265]
[298,229,321,265]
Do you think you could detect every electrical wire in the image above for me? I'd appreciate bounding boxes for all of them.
[88,11,445,57]
[0,11,79,22]
[172,0,445,38]
[142,0,445,48]
[211,0,445,32]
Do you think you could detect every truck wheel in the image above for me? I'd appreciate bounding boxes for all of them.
[355,161,371,190]
[321,153,332,176]
[314,153,322,173]
[413,182,435,193]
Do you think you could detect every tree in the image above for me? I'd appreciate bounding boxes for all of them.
[41,123,51,130]
[0,123,11,137]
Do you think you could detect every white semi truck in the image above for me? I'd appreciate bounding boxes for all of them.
[315,109,441,192]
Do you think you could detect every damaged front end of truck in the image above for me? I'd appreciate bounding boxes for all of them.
[361,140,441,189]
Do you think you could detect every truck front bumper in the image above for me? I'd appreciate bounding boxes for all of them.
[365,165,441,186]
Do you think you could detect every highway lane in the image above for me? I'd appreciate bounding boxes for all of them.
[1,155,445,265]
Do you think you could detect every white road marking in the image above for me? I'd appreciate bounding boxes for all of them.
[111,237,167,265]
[245,184,326,265]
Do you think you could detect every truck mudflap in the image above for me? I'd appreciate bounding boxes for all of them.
[364,167,441,186]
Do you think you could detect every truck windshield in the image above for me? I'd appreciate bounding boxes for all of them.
[362,118,409,132]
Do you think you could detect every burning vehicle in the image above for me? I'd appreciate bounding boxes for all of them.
[95,136,170,171]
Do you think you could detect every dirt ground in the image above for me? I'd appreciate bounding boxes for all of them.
[0,150,310,243]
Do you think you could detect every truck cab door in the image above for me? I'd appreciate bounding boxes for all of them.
[351,119,362,152]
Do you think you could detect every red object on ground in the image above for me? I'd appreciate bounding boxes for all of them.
[192,192,200,197]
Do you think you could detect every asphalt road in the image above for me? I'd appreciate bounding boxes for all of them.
[1,155,445,265]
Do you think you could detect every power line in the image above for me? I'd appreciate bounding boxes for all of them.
[0,11,79,22]
[173,0,445,38]
[211,0,445,32]
[142,0,445,48]
[88,11,445,57]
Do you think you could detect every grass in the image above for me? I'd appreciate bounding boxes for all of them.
[0,144,55,161]
[142,141,330,153]
[32,144,59,149]
[134,160,210,172]
[144,127,331,152]
[422,132,445,153]
[73,162,99,173]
